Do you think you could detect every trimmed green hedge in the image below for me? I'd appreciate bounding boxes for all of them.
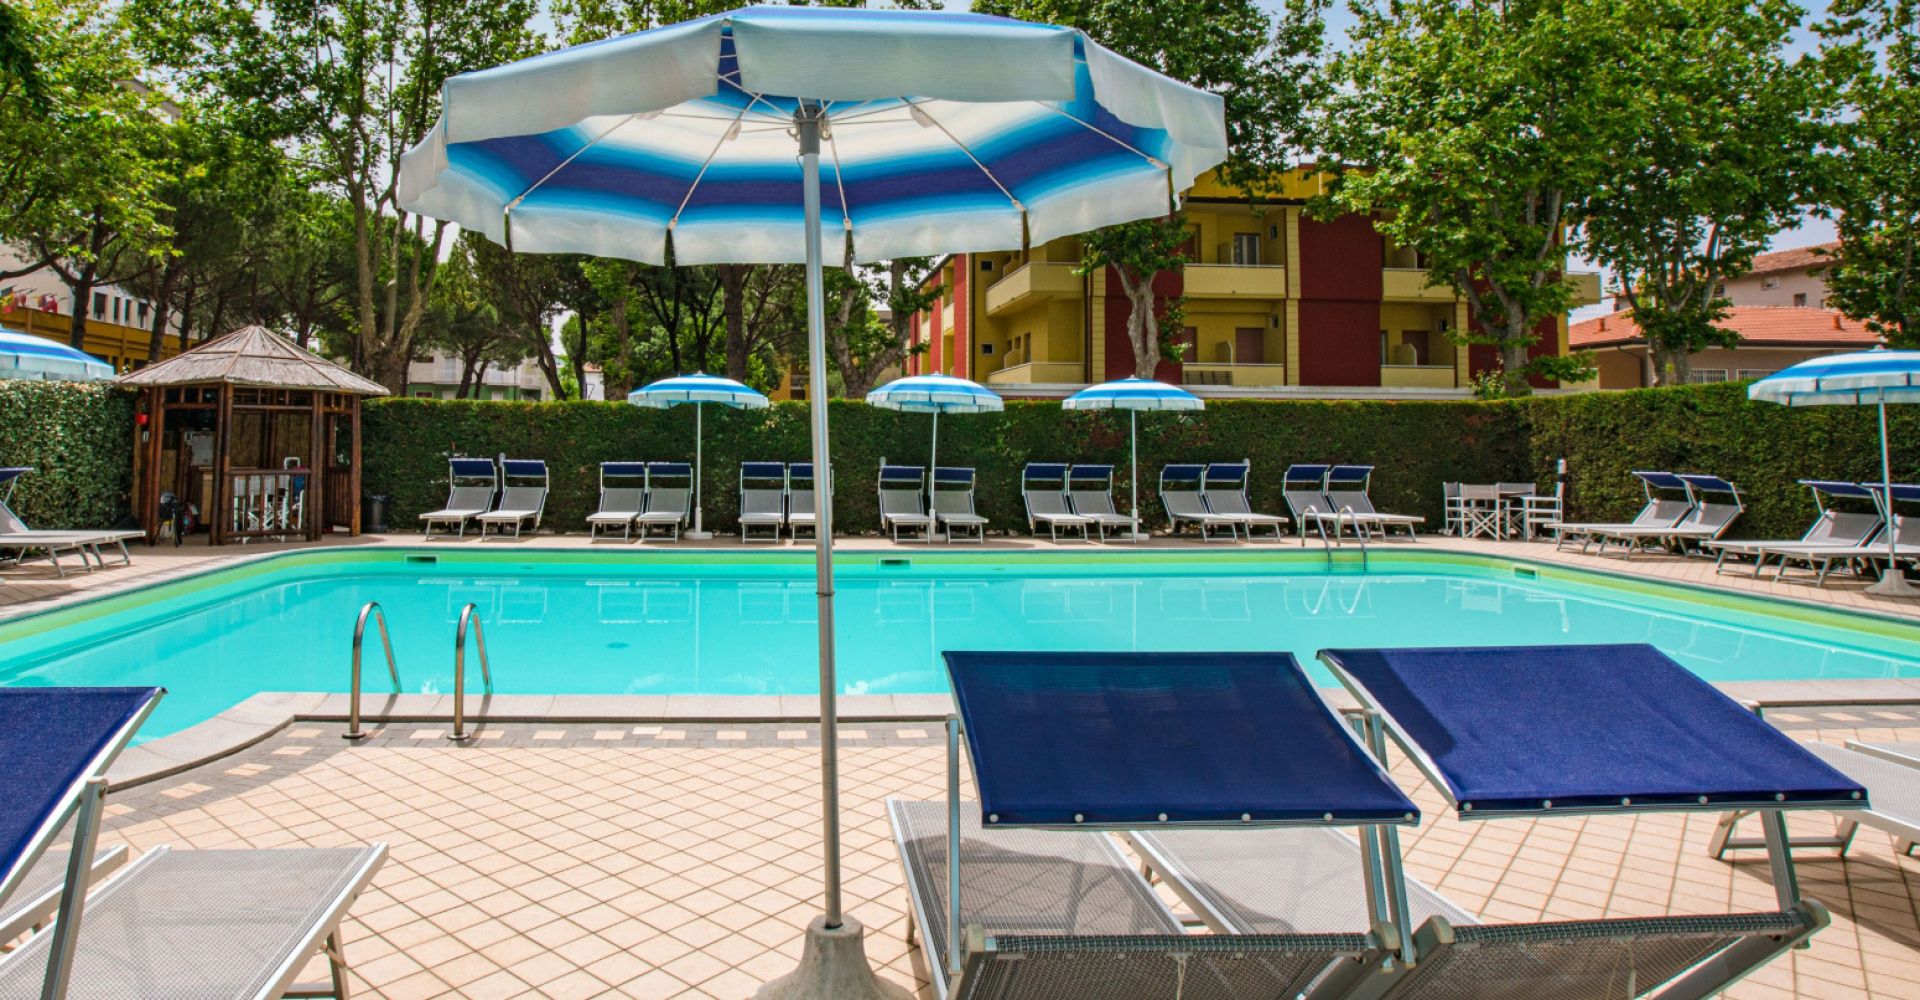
[0,381,136,529]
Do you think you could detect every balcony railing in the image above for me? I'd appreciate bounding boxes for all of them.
[1380,268,1456,302]
[1180,363,1287,387]
[1182,264,1287,299]
[985,361,1085,385]
[984,261,1082,316]
[1379,365,1457,390]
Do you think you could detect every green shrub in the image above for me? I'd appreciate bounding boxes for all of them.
[0,381,136,529]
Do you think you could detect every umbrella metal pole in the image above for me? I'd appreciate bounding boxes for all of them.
[798,104,844,928]
[1868,396,1920,597]
[1130,409,1140,539]
[692,402,706,537]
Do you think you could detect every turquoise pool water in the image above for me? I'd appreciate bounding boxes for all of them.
[4,550,1920,742]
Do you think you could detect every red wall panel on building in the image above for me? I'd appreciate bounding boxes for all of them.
[1298,216,1383,301]
[1102,266,1187,382]
[1297,300,1383,386]
[952,257,968,379]
[1467,316,1561,389]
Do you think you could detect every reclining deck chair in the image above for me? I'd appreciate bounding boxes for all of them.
[635,463,693,541]
[1312,642,1847,1000]
[419,458,498,538]
[476,459,548,539]
[1065,465,1137,541]
[738,463,788,543]
[1545,470,1694,553]
[1282,464,1340,538]
[879,464,935,542]
[0,846,126,946]
[1711,739,1920,860]
[1760,482,1920,584]
[786,463,819,539]
[1159,464,1239,541]
[1200,461,1288,541]
[1323,465,1424,539]
[1705,480,1882,574]
[892,649,1415,999]
[1020,464,1092,542]
[0,687,388,1000]
[1586,474,1743,555]
[0,467,143,575]
[931,468,989,543]
[586,463,648,541]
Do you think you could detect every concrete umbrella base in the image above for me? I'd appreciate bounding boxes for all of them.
[752,916,915,1000]
[1866,569,1920,598]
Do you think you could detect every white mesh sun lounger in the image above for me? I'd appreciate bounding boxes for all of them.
[1323,466,1423,538]
[738,463,788,543]
[1021,465,1092,542]
[786,463,818,539]
[1587,474,1743,555]
[1201,461,1287,541]
[635,463,694,541]
[0,846,127,945]
[476,460,549,539]
[931,468,988,543]
[1546,471,1693,552]
[587,463,648,541]
[419,458,498,538]
[1759,515,1920,584]
[879,465,935,542]
[0,533,108,578]
[1282,465,1343,536]
[1065,465,1136,541]
[0,845,387,1000]
[1159,465,1238,541]
[1123,827,1476,935]
[1712,742,1920,859]
[1706,481,1880,575]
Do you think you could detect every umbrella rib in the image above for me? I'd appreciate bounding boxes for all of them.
[504,114,642,212]
[671,103,754,229]
[1032,102,1168,170]
[900,98,1023,213]
[825,126,854,242]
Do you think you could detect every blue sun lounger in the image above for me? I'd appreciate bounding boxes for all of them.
[0,688,388,1000]
[889,650,1416,999]
[1305,643,1853,999]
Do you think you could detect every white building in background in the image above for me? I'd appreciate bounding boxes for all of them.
[405,351,548,401]
[0,245,192,370]
[1719,242,1839,310]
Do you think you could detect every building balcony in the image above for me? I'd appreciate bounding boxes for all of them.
[984,361,1085,385]
[1568,271,1603,306]
[1381,269,1456,303]
[1380,365,1457,390]
[1183,264,1287,299]
[985,262,1081,317]
[1180,363,1288,387]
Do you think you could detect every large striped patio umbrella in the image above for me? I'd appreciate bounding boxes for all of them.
[1063,378,1202,538]
[0,330,112,381]
[629,372,769,540]
[865,374,1003,478]
[396,8,1226,991]
[1751,349,1920,597]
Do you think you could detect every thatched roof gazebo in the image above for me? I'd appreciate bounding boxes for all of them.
[119,326,388,544]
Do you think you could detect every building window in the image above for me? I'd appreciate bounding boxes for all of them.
[137,302,148,323]
[1792,293,1807,307]
[1690,369,1729,383]
[1761,277,1780,289]
[93,292,107,319]
[980,343,993,355]
[1231,233,1261,266]
[1736,369,1776,380]
[1713,283,1725,297]
[414,390,434,398]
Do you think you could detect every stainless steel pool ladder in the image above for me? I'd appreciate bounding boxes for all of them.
[1303,506,1333,567]
[344,601,400,740]
[1339,505,1369,571]
[451,602,494,741]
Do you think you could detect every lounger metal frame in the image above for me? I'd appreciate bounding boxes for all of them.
[1712,740,1920,859]
[477,459,548,539]
[1021,464,1092,542]
[738,463,788,543]
[1323,466,1424,540]
[931,468,988,544]
[0,846,127,946]
[587,463,649,541]
[419,458,498,539]
[1548,470,1694,553]
[1708,481,1881,575]
[1159,465,1239,541]
[1200,461,1287,541]
[879,463,935,542]
[1065,465,1137,542]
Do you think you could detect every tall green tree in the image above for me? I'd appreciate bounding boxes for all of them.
[824,255,936,397]
[1316,0,1615,396]
[1579,0,1829,385]
[1078,221,1189,379]
[1817,0,1920,347]
[0,2,50,115]
[128,0,543,390]
[419,242,527,398]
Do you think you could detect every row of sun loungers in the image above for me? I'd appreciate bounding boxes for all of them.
[1706,480,1920,584]
[419,458,551,539]
[1547,470,1745,555]
[890,643,1843,1000]
[2,687,385,1000]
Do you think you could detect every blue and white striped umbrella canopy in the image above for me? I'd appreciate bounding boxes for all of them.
[1749,351,1920,406]
[865,374,1004,414]
[627,372,770,409]
[395,5,1227,265]
[1062,377,1203,411]
[0,330,112,381]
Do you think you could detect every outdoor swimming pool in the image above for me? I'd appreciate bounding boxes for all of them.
[4,548,1920,741]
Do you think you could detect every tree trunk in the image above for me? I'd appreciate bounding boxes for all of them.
[719,263,750,382]
[146,260,179,364]
[176,285,196,353]
[608,297,637,398]
[457,355,478,398]
[1116,268,1161,380]
[570,313,588,398]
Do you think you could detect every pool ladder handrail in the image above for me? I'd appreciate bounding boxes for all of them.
[1339,505,1369,572]
[451,602,494,741]
[1302,505,1333,567]
[344,601,401,740]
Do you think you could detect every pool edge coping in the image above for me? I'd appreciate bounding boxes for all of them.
[104,679,1920,789]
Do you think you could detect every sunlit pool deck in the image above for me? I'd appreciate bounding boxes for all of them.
[9,532,1920,998]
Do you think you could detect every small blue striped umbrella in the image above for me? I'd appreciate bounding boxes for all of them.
[1064,379,1203,537]
[630,373,769,538]
[866,375,1002,478]
[0,330,113,381]
[1751,350,1920,596]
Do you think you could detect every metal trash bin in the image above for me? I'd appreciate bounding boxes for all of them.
[363,494,391,534]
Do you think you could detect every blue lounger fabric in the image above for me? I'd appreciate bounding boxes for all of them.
[741,462,786,478]
[648,462,693,476]
[449,458,496,477]
[1633,471,1689,490]
[1320,644,1866,815]
[943,651,1418,828]
[1284,464,1329,486]
[1025,463,1071,479]
[1,688,160,884]
[1326,465,1372,485]
[601,462,649,477]
[501,460,546,477]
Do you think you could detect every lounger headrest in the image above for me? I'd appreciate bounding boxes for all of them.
[1160,464,1204,483]
[1632,471,1688,489]
[449,458,496,477]
[933,467,975,485]
[648,462,692,476]
[1024,463,1070,480]
[1203,462,1249,486]
[1326,465,1372,485]
[1068,464,1113,481]
[501,459,546,477]
[602,462,649,477]
[1284,464,1330,486]
[1676,474,1737,494]
[879,465,924,483]
[741,462,786,478]
[788,463,815,479]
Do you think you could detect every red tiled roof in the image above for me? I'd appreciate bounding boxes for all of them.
[1570,306,1878,349]
[1748,241,1840,276]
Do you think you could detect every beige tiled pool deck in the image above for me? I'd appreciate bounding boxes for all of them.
[11,529,1920,997]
